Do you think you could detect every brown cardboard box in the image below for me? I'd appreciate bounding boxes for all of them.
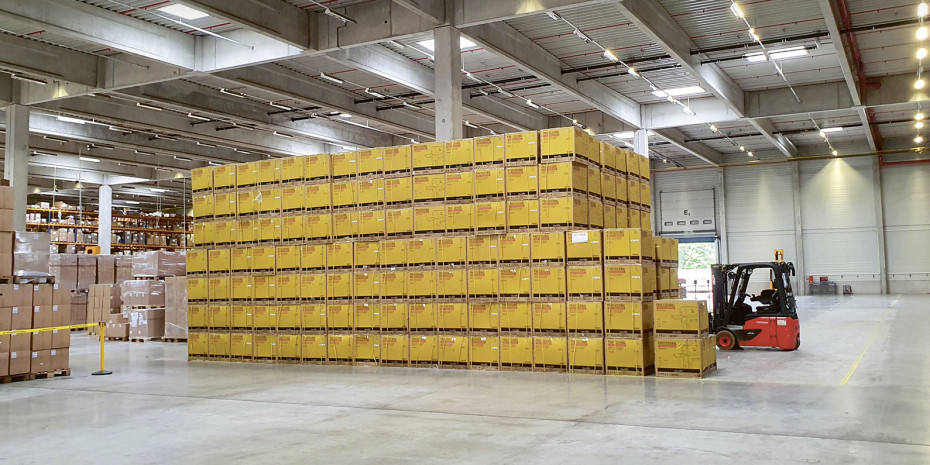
[115,256,133,282]
[106,314,130,339]
[132,251,186,277]
[3,284,33,308]
[0,351,8,376]
[11,306,31,329]
[53,284,72,305]
[13,232,50,276]
[9,350,30,375]
[9,332,30,351]
[0,186,12,210]
[0,231,12,252]
[51,328,70,349]
[0,335,9,353]
[129,308,165,339]
[33,284,53,306]
[164,277,188,339]
[31,331,52,351]
[0,209,14,231]
[30,349,51,373]
[32,305,52,328]
[51,304,69,326]
[121,280,165,307]
[96,255,116,284]
[0,306,9,330]
[77,265,96,290]
[50,348,68,371]
[0,252,12,276]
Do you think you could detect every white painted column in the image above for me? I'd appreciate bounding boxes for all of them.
[632,129,648,158]
[4,104,29,231]
[791,163,806,295]
[433,26,463,141]
[872,157,887,294]
[716,168,729,264]
[98,184,112,255]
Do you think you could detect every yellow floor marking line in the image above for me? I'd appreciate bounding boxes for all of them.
[840,303,894,386]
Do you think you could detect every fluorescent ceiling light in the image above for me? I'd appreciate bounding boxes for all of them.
[819,127,843,133]
[31,151,56,158]
[651,86,705,98]
[269,102,292,111]
[79,156,100,163]
[196,141,217,148]
[273,131,293,138]
[158,4,209,20]
[124,200,140,205]
[744,46,809,63]
[402,102,422,110]
[730,3,744,18]
[44,136,68,143]
[57,115,87,125]
[150,188,168,193]
[208,161,222,166]
[338,113,352,118]
[525,99,539,109]
[10,74,47,85]
[319,73,343,85]
[365,88,386,98]
[464,121,478,129]
[187,113,210,122]
[135,150,155,156]
[174,156,192,162]
[219,88,246,99]
[603,49,619,62]
[417,37,477,52]
[136,102,164,111]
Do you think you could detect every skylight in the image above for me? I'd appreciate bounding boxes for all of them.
[744,46,809,63]
[651,86,705,98]
[158,4,209,20]
[417,37,478,52]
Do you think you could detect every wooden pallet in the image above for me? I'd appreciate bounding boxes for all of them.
[656,363,717,379]
[106,336,129,341]
[162,338,188,343]
[129,337,162,343]
[1,369,70,384]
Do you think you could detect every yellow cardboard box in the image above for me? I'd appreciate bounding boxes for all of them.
[354,271,381,299]
[444,139,474,168]
[626,150,640,178]
[413,205,445,234]
[615,175,628,203]
[468,268,499,297]
[474,167,505,198]
[655,336,716,372]
[280,156,303,183]
[653,299,709,334]
[475,201,506,231]
[539,127,598,163]
[327,304,354,329]
[276,333,300,359]
[275,245,300,270]
[604,264,655,296]
[213,192,235,217]
[412,142,445,170]
[209,276,230,300]
[301,333,327,360]
[532,302,567,332]
[208,332,231,357]
[470,335,500,365]
[604,204,618,229]
[587,167,602,198]
[604,301,653,332]
[506,199,539,229]
[445,171,474,200]
[277,305,300,328]
[381,302,408,330]
[327,334,354,360]
[468,302,499,331]
[300,303,326,329]
[500,336,532,366]
[413,173,445,202]
[357,178,384,206]
[192,166,213,191]
[604,228,653,260]
[253,275,276,300]
[504,131,539,162]
[437,302,468,330]
[538,161,587,193]
[188,304,208,327]
[379,239,406,267]
[331,151,357,178]
[565,230,602,261]
[640,181,651,208]
[498,233,530,262]
[257,159,281,185]
[193,194,213,218]
[499,302,531,330]
[257,187,282,213]
[410,335,439,362]
[281,216,304,241]
[214,220,236,245]
[305,183,331,211]
[208,304,230,328]
[533,336,567,367]
[383,146,412,174]
[230,276,254,301]
[332,180,358,208]
[385,207,413,236]
[628,177,641,206]
[380,270,406,299]
[499,267,531,297]
[236,162,259,188]
[380,334,409,362]
[354,333,381,360]
[445,203,474,232]
[539,195,587,227]
[300,272,325,300]
[409,303,438,330]
[567,301,603,332]
[603,172,618,202]
[569,337,603,369]
[231,305,253,328]
[407,270,437,298]
[437,269,467,298]
[331,211,358,239]
[194,222,214,245]
[600,142,617,173]
[530,232,565,262]
[229,332,252,358]
[531,266,566,297]
[616,204,630,228]
[236,191,256,216]
[275,274,300,300]
[188,333,207,356]
[300,244,325,270]
[605,335,653,372]
[474,135,504,165]
[303,154,330,182]
[326,272,353,299]
[467,235,498,264]
[257,216,282,243]
[407,237,437,265]
[436,237,466,265]
[303,213,332,241]
[354,241,380,268]
[639,154,651,181]
[213,165,237,189]
[187,249,207,274]
[384,176,412,204]
[356,148,384,176]
[354,303,380,329]
[439,335,468,364]
[505,166,539,196]
[187,278,208,301]
[252,305,276,329]
[588,198,605,228]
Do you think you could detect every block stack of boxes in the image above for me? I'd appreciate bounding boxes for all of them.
[187,127,708,376]
[118,251,186,341]
[0,281,70,378]
[653,299,717,377]
[87,284,122,337]
[654,237,681,298]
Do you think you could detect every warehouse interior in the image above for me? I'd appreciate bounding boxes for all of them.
[1,0,929,463]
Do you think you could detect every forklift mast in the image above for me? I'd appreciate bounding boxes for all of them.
[711,262,797,331]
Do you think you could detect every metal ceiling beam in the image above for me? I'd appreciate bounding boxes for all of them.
[392,0,446,23]
[460,21,641,128]
[747,118,798,158]
[174,0,311,49]
[0,34,99,88]
[652,127,722,166]
[214,64,436,138]
[0,0,196,69]
[326,44,548,131]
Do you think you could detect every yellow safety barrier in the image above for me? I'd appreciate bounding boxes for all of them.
[0,322,112,376]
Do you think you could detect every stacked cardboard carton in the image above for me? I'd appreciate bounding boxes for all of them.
[116,251,186,341]
[186,128,703,376]
[653,299,717,377]
[164,276,188,340]
[0,283,70,377]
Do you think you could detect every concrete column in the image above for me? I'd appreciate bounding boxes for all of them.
[872,157,888,294]
[632,129,648,158]
[791,163,806,295]
[4,105,29,231]
[433,26,463,141]
[716,168,729,264]
[98,184,112,255]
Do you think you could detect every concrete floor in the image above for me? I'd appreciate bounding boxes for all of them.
[1,295,928,464]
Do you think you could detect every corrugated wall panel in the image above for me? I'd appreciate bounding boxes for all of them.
[882,163,930,293]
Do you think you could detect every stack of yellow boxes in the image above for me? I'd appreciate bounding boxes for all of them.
[187,127,707,376]
[654,237,680,298]
[653,299,717,378]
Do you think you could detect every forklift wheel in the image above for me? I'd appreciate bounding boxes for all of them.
[717,330,738,351]
[786,335,800,351]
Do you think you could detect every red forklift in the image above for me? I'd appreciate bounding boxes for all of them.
[710,259,800,351]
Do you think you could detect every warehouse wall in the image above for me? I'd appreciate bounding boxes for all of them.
[653,157,930,295]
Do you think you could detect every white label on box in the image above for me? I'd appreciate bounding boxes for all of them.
[53,305,58,312]
[34,285,39,291]
[32,352,37,358]
[34,306,39,313]
[54,284,59,290]
[10,352,16,359]
[571,232,588,244]
[12,307,17,314]
[13,285,19,291]
[51,350,57,356]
